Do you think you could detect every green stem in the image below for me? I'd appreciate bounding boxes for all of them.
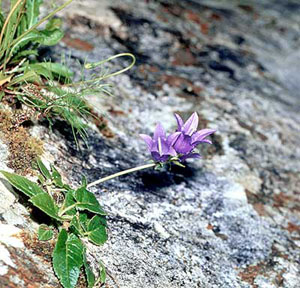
[87,163,156,188]
[63,53,136,87]
[58,203,77,217]
[61,215,73,221]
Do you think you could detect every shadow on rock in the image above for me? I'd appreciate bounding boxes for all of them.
[139,164,198,190]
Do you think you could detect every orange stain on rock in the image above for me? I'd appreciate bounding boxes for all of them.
[62,35,94,51]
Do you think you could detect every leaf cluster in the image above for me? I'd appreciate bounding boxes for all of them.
[0,159,107,288]
[0,0,93,142]
[0,0,70,82]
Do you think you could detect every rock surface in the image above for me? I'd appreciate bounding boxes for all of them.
[1,0,300,287]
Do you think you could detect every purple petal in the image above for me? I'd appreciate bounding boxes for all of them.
[168,146,177,157]
[167,132,181,146]
[150,141,159,153]
[153,123,166,141]
[157,137,170,156]
[191,128,216,144]
[183,112,199,136]
[180,153,202,161]
[174,113,184,131]
[173,134,193,154]
[151,152,169,162]
[151,151,162,162]
[201,139,212,144]
[140,134,153,150]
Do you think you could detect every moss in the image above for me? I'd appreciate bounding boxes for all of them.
[0,109,43,175]
[21,231,55,264]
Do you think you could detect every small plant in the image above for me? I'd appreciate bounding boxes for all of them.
[0,0,135,143]
[0,0,88,142]
[0,112,216,288]
[1,159,107,288]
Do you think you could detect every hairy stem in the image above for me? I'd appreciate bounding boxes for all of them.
[87,163,156,188]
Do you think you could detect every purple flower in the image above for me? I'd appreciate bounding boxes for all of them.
[173,112,216,160]
[140,123,180,162]
[175,112,199,136]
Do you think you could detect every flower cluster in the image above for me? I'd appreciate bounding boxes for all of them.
[140,112,216,164]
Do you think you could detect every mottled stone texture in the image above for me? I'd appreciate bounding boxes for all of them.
[1,0,300,287]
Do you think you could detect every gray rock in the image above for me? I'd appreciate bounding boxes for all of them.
[1,0,300,287]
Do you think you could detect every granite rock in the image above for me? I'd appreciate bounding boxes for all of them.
[1,0,300,287]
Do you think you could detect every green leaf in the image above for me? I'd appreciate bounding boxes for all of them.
[8,28,63,59]
[8,30,43,57]
[74,187,106,216]
[24,63,53,79]
[12,49,38,60]
[83,252,95,288]
[86,215,108,246]
[51,164,64,188]
[99,261,106,284]
[19,61,72,82]
[32,62,73,78]
[0,12,4,32]
[46,18,63,31]
[16,11,27,37]
[30,193,62,221]
[60,190,76,216]
[37,174,46,185]
[0,91,4,101]
[70,215,82,236]
[173,161,186,168]
[53,229,84,288]
[37,159,51,180]
[0,170,45,197]
[79,213,89,232]
[9,70,41,86]
[38,224,54,241]
[81,175,87,188]
[26,0,43,29]
[39,28,64,46]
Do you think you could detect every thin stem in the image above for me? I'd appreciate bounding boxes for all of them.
[2,0,26,70]
[87,163,156,188]
[0,0,23,46]
[6,58,26,74]
[104,269,121,288]
[62,53,136,87]
[61,215,73,221]
[58,203,77,217]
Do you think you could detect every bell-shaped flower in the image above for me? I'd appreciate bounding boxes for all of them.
[173,112,216,160]
[140,123,180,162]
[175,112,199,136]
